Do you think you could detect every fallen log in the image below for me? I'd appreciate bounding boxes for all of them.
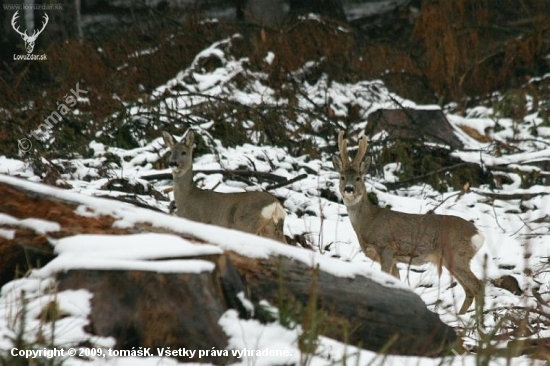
[228,253,457,356]
[0,174,457,357]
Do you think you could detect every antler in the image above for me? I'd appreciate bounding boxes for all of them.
[338,131,369,168]
[352,136,369,167]
[337,131,350,168]
[11,11,27,38]
[31,13,49,39]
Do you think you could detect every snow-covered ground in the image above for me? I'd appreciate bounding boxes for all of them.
[2,32,550,365]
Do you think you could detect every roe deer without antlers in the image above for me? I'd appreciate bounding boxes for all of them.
[162,129,286,243]
[332,132,484,314]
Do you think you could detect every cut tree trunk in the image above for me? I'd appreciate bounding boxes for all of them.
[0,175,457,357]
[57,255,244,364]
[365,108,464,149]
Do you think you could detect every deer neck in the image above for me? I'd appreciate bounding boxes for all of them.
[172,168,197,204]
[345,192,377,224]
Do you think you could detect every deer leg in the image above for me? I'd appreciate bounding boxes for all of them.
[445,262,482,314]
[390,263,401,280]
[256,219,286,243]
[256,202,286,243]
[379,247,399,279]
[273,220,286,243]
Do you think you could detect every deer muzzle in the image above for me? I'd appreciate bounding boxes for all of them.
[344,185,355,194]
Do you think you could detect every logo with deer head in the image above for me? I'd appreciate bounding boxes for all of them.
[11,10,49,54]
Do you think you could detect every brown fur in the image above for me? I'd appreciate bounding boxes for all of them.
[163,129,286,243]
[332,132,484,314]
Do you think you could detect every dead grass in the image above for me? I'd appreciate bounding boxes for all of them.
[2,2,549,181]
[412,0,550,101]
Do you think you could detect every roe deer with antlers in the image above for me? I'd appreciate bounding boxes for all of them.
[332,131,484,314]
[162,129,286,243]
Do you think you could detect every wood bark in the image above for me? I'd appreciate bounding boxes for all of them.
[57,255,243,364]
[229,253,456,356]
[365,108,464,149]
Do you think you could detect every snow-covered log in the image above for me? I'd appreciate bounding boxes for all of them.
[0,175,456,358]
[229,253,457,356]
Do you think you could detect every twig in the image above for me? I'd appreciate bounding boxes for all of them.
[140,169,288,183]
[384,163,469,189]
[510,222,526,237]
[470,189,550,200]
[489,166,550,178]
[517,215,534,232]
[266,174,308,190]
[492,202,506,233]
[427,190,464,213]
[506,138,550,147]
[139,172,172,180]
[95,195,166,213]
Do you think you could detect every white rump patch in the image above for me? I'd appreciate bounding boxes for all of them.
[470,232,485,252]
[261,202,286,223]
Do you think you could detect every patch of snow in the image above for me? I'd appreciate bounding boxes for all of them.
[51,233,223,259]
[34,258,215,277]
[0,213,60,234]
[264,52,275,65]
[0,228,15,240]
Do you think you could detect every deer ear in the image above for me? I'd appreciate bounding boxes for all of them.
[183,129,195,147]
[360,156,371,175]
[332,155,344,173]
[162,131,176,148]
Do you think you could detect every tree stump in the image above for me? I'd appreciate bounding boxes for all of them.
[366,108,464,149]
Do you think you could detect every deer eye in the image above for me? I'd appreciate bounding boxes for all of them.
[181,151,187,156]
[355,177,361,181]
[340,176,345,180]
